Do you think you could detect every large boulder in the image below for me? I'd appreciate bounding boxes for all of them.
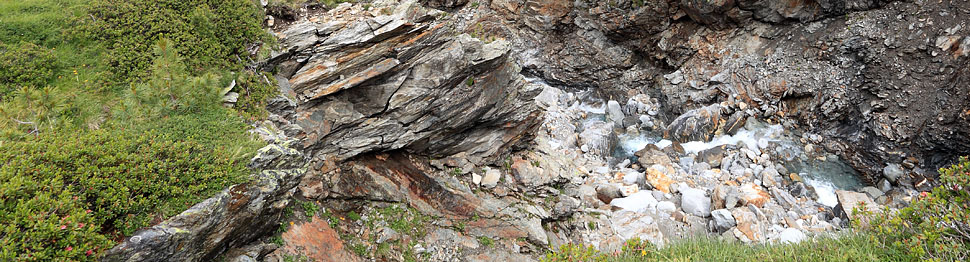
[665,104,745,143]
[579,120,618,156]
[680,187,712,217]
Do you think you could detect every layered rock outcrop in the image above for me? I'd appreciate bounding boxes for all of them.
[265,2,541,166]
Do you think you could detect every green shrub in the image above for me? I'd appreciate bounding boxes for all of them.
[0,128,253,261]
[114,39,222,124]
[83,0,266,82]
[232,71,279,121]
[0,41,58,98]
[863,156,970,261]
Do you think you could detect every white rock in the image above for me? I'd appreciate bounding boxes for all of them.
[773,228,806,244]
[680,187,711,217]
[472,173,483,185]
[657,201,676,213]
[611,191,658,213]
[481,168,501,188]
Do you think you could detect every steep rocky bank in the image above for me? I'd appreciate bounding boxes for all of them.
[103,0,969,261]
[476,0,970,187]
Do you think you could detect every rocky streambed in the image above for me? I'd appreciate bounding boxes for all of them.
[522,78,912,248]
[103,0,968,261]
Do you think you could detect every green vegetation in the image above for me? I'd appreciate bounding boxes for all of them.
[543,234,912,262]
[83,0,266,83]
[346,211,361,221]
[861,156,970,261]
[299,200,320,218]
[478,236,494,247]
[0,42,58,99]
[0,0,273,260]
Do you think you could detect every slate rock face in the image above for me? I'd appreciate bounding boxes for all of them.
[267,6,541,166]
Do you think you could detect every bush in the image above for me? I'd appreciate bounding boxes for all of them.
[232,71,279,121]
[864,156,970,261]
[84,0,267,82]
[0,128,254,261]
[0,42,58,98]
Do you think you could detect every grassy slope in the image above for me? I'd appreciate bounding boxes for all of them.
[0,0,272,260]
[544,233,915,262]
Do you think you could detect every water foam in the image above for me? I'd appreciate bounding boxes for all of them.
[804,177,839,207]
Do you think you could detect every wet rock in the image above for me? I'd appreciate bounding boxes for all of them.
[882,163,904,182]
[680,187,712,217]
[789,182,817,200]
[664,104,725,143]
[580,120,618,156]
[607,100,625,124]
[711,209,736,233]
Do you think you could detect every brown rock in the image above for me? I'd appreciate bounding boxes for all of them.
[282,217,363,262]
[644,168,675,193]
[739,183,770,208]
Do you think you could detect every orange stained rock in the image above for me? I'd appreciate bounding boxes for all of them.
[739,183,770,208]
[645,168,675,193]
[282,217,363,262]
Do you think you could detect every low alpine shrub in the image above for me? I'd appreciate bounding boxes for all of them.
[0,41,58,99]
[0,128,253,261]
[864,156,970,261]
